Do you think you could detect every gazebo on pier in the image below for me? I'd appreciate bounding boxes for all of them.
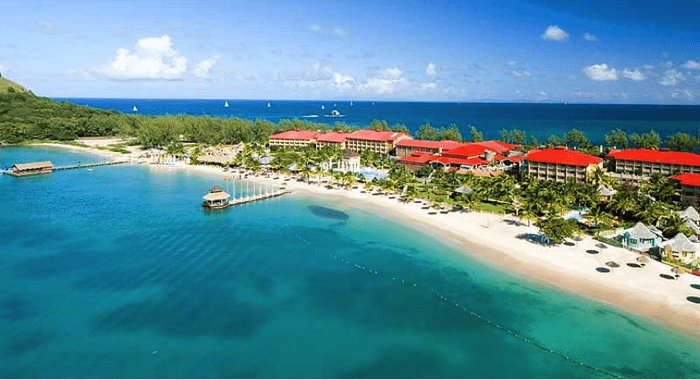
[202,185,231,210]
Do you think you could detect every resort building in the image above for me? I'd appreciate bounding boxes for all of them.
[660,233,698,264]
[345,130,412,155]
[395,139,464,158]
[269,129,319,148]
[619,222,663,252]
[316,131,349,150]
[671,173,700,206]
[607,149,700,176]
[525,147,603,184]
[398,140,523,172]
[7,161,53,177]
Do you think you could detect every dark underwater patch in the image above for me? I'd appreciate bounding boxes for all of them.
[307,205,349,221]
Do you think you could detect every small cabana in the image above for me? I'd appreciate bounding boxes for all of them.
[202,185,231,210]
[620,222,663,252]
[661,233,698,264]
[597,185,616,201]
[7,161,53,177]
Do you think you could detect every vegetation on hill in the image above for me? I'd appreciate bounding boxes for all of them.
[0,77,29,93]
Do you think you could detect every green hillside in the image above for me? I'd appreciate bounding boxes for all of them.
[0,76,29,93]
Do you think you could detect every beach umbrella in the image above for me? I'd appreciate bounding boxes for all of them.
[605,261,620,268]
[672,267,684,278]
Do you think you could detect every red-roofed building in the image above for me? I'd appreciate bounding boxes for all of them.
[672,173,700,206]
[316,131,350,150]
[526,147,603,183]
[395,139,465,158]
[269,129,320,148]
[398,140,523,172]
[607,149,700,176]
[345,129,412,154]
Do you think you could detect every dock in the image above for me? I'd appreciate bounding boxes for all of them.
[53,160,130,171]
[229,189,290,206]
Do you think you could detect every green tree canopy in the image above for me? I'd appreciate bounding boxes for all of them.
[416,123,438,141]
[604,128,628,148]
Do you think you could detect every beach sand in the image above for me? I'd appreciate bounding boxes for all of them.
[29,143,700,339]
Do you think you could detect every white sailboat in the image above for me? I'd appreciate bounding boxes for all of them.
[132,105,138,112]
[267,102,271,108]
[350,100,353,106]
[224,101,229,108]
[321,105,325,110]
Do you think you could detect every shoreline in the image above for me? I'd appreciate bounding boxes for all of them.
[23,141,700,340]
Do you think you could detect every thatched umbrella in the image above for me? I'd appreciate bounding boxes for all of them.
[636,255,650,266]
[596,243,608,249]
[672,267,684,278]
[605,261,620,268]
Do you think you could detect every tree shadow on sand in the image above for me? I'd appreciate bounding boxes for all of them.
[596,267,610,273]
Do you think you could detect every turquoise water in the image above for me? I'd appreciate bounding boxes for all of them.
[3,147,700,378]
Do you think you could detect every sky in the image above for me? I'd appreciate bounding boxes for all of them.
[1,0,699,103]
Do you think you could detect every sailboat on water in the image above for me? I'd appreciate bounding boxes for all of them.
[132,105,138,112]
[224,101,229,108]
[350,100,353,106]
[267,102,271,108]
[321,105,325,110]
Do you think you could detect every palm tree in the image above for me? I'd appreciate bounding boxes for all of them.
[300,166,312,183]
[519,203,540,227]
[585,204,616,234]
[634,201,669,225]
[404,184,419,203]
[343,171,356,189]
[589,166,617,188]
[659,213,694,238]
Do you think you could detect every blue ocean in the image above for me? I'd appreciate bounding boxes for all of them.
[3,145,700,378]
[55,98,700,145]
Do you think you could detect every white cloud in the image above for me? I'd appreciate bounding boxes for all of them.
[96,35,187,80]
[426,62,437,77]
[194,55,221,79]
[584,63,618,81]
[308,24,322,33]
[583,33,597,42]
[359,67,406,94]
[672,89,694,100]
[541,25,569,41]
[420,82,437,91]
[333,27,348,38]
[512,70,531,78]
[279,62,356,92]
[683,60,700,70]
[622,68,645,81]
[661,69,685,85]
[643,64,654,70]
[39,20,58,35]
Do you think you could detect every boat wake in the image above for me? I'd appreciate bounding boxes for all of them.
[303,114,319,118]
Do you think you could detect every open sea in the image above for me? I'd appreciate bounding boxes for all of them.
[55,98,700,145]
[3,145,700,378]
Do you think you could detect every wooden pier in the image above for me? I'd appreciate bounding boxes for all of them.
[53,160,130,171]
[228,189,290,206]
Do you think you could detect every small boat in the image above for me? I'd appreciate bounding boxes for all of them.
[224,101,229,107]
[350,100,353,106]
[330,109,341,117]
[321,105,325,110]
[267,102,271,108]
[132,105,138,112]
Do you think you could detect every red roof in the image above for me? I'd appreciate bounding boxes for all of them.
[396,139,465,151]
[400,151,434,165]
[433,156,488,166]
[269,129,319,141]
[527,148,603,167]
[316,131,349,143]
[442,140,518,158]
[607,149,700,167]
[347,129,410,142]
[672,173,700,187]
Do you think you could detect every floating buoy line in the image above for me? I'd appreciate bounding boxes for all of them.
[280,214,621,379]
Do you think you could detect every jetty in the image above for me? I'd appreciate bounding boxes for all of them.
[53,160,130,171]
[203,177,290,209]
[2,160,130,177]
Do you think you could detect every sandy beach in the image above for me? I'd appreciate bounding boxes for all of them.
[27,142,700,339]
